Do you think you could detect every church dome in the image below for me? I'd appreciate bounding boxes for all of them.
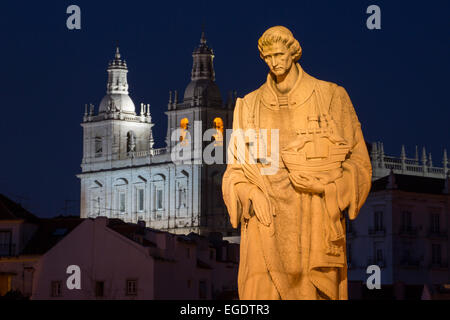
[99,93,136,114]
[183,79,222,107]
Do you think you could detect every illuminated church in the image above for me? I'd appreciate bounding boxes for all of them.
[77,33,237,237]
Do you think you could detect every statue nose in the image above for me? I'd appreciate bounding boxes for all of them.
[271,57,277,66]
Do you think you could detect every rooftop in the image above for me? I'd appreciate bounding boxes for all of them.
[371,172,448,195]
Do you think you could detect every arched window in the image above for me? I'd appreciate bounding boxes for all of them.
[176,171,189,211]
[95,137,103,157]
[114,178,129,216]
[152,174,166,220]
[127,131,136,153]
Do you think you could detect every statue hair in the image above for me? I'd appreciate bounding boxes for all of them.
[258,26,302,62]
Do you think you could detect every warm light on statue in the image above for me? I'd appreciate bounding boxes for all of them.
[222,26,372,300]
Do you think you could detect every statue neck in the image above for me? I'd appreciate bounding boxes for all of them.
[271,63,299,95]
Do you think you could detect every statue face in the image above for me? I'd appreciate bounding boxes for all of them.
[261,42,294,77]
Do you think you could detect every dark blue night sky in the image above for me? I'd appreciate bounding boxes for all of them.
[0,0,448,217]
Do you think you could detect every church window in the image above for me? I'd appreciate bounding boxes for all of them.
[92,196,100,216]
[156,189,164,210]
[137,189,144,212]
[95,137,103,156]
[177,182,187,209]
[119,192,126,213]
[127,131,136,153]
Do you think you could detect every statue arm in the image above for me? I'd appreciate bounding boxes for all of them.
[330,86,372,220]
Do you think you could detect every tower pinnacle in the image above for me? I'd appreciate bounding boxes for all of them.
[98,46,135,114]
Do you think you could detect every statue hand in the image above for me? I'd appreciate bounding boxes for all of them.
[249,188,272,226]
[289,173,325,195]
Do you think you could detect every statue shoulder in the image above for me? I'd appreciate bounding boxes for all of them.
[314,77,340,97]
[231,86,264,129]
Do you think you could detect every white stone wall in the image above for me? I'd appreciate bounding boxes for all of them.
[79,162,202,234]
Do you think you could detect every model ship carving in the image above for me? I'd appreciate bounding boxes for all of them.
[281,104,351,174]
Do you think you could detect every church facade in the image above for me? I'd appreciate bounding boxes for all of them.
[77,33,237,237]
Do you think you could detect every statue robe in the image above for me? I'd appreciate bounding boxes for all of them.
[222,64,372,300]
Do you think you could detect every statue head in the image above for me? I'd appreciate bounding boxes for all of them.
[213,117,224,131]
[180,118,189,130]
[258,26,302,78]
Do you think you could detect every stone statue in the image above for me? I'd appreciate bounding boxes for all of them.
[212,117,224,146]
[222,26,372,300]
[179,118,189,146]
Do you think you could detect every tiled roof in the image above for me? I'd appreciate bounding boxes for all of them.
[0,194,39,222]
[21,217,84,255]
[107,219,157,247]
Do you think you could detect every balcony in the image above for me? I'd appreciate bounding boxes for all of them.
[398,226,418,237]
[427,229,448,239]
[127,148,167,159]
[368,227,386,237]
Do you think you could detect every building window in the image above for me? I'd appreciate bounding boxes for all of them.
[51,281,62,297]
[95,137,103,157]
[95,281,104,297]
[127,131,136,153]
[137,189,144,212]
[374,211,384,231]
[156,189,164,210]
[432,244,442,265]
[0,230,12,256]
[0,274,12,296]
[430,213,440,233]
[91,195,101,217]
[126,280,137,296]
[119,192,126,214]
[376,248,384,263]
[177,183,187,209]
[199,280,207,299]
[402,211,412,230]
